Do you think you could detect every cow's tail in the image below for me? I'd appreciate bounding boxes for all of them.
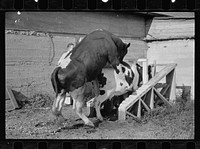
[51,67,61,97]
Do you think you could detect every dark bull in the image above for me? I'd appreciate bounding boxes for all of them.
[51,29,130,127]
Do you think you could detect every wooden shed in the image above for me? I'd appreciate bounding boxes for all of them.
[5,12,158,97]
[145,12,194,99]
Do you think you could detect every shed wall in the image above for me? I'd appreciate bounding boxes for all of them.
[6,33,146,97]
[146,18,194,99]
[5,12,148,98]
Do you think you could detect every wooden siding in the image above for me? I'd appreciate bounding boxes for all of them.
[146,16,194,99]
[147,39,194,98]
[5,34,76,97]
[6,12,146,38]
[145,18,194,40]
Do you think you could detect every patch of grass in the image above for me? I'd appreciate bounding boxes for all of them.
[141,98,194,138]
[24,93,53,109]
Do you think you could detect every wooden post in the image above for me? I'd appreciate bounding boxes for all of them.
[138,59,148,84]
[166,69,176,103]
[118,106,126,121]
[150,88,154,109]
[137,99,141,118]
[152,60,156,77]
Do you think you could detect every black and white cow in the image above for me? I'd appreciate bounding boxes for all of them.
[51,29,130,127]
[87,61,152,119]
[91,61,140,121]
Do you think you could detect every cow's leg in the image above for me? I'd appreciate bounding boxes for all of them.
[94,94,109,121]
[52,89,66,121]
[70,85,94,127]
[75,99,94,127]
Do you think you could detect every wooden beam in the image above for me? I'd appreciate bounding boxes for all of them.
[137,99,141,118]
[142,59,148,84]
[166,69,176,102]
[154,84,170,106]
[152,60,156,77]
[140,98,151,113]
[155,83,168,89]
[126,111,141,122]
[160,84,170,96]
[153,87,173,108]
[138,58,148,84]
[6,86,19,111]
[150,88,154,109]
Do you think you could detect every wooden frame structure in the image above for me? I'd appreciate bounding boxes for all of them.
[118,62,177,121]
[86,59,177,121]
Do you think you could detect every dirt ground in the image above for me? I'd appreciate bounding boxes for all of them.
[5,93,194,139]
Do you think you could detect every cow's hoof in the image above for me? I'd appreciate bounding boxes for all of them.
[97,116,104,122]
[85,121,95,127]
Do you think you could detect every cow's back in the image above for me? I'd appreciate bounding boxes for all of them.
[98,62,135,99]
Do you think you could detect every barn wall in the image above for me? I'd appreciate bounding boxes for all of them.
[6,12,149,98]
[5,33,76,98]
[6,12,146,38]
[146,18,194,99]
[5,32,147,98]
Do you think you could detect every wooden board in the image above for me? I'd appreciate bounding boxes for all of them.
[6,86,19,111]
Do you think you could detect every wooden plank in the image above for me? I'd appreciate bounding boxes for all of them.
[126,111,141,122]
[155,83,168,89]
[137,99,141,118]
[6,86,19,111]
[152,60,156,77]
[165,69,176,102]
[154,84,170,106]
[138,59,148,84]
[118,105,127,121]
[153,87,173,108]
[125,85,151,110]
[169,70,176,102]
[150,88,154,109]
[160,84,170,96]
[140,98,151,113]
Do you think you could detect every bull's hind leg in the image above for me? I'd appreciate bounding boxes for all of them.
[75,99,94,127]
[52,90,66,123]
[70,85,95,127]
[93,79,100,96]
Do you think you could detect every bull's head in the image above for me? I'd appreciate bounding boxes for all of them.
[119,42,130,62]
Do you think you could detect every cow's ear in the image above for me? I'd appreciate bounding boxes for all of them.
[126,43,130,48]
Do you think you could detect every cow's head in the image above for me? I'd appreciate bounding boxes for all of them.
[118,43,130,62]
